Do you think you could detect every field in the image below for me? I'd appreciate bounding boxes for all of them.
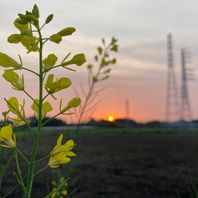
[1,127,198,198]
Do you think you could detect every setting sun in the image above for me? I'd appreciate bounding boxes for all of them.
[107,115,115,122]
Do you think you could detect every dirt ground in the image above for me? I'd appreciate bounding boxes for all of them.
[2,129,198,198]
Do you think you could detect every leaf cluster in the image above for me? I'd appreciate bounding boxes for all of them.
[87,37,118,84]
[0,4,86,125]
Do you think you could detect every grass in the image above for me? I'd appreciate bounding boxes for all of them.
[2,127,198,197]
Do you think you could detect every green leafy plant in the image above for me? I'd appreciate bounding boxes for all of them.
[74,38,118,129]
[0,4,85,197]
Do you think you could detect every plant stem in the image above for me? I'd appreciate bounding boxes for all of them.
[21,67,39,77]
[23,90,37,104]
[34,165,48,177]
[15,147,29,164]
[76,45,109,133]
[24,27,44,198]
[15,150,26,191]
[76,83,94,133]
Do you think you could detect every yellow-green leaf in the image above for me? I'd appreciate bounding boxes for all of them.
[68,98,81,108]
[21,35,38,52]
[62,53,86,66]
[45,14,54,24]
[0,52,21,69]
[50,34,62,44]
[43,102,53,114]
[43,54,58,72]
[3,70,24,91]
[31,99,39,113]
[97,47,103,55]
[45,74,72,96]
[32,4,39,18]
[61,98,81,113]
[7,34,23,44]
[31,99,53,119]
[14,18,29,31]
[7,97,19,115]
[57,27,76,37]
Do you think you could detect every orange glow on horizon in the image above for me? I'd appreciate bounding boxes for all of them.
[107,115,115,122]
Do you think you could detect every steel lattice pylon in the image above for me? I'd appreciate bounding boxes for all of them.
[165,34,179,122]
[180,48,192,122]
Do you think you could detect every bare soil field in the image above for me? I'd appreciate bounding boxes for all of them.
[1,128,198,198]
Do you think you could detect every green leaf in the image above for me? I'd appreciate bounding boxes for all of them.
[97,47,103,55]
[62,53,86,66]
[87,64,93,70]
[18,14,30,22]
[3,70,24,91]
[94,55,98,62]
[21,35,38,52]
[0,52,21,69]
[7,97,19,115]
[26,11,32,15]
[20,30,32,36]
[111,58,116,64]
[31,99,39,113]
[110,44,118,52]
[32,4,39,18]
[61,98,81,113]
[49,34,62,44]
[43,102,53,114]
[14,18,30,32]
[57,27,76,37]
[31,99,53,119]
[7,34,23,44]
[15,18,28,25]
[68,98,81,108]
[43,54,58,72]
[6,97,25,124]
[45,74,72,96]
[45,14,54,24]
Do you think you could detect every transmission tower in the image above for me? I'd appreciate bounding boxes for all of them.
[166,34,179,122]
[125,99,130,118]
[180,48,192,122]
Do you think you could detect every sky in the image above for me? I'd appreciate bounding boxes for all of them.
[0,0,198,123]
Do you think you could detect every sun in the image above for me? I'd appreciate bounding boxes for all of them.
[107,115,115,122]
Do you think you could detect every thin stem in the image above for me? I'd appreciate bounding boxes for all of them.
[76,82,95,133]
[43,38,49,45]
[24,27,44,198]
[34,165,48,177]
[15,150,26,191]
[3,172,28,198]
[35,154,50,163]
[15,147,30,164]
[40,23,46,30]
[23,90,37,104]
[42,93,50,102]
[23,119,36,136]
[76,45,109,132]
[21,67,39,77]
[2,184,18,198]
[42,111,62,126]
[0,150,14,192]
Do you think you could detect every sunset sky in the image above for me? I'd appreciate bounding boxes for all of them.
[0,0,198,122]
